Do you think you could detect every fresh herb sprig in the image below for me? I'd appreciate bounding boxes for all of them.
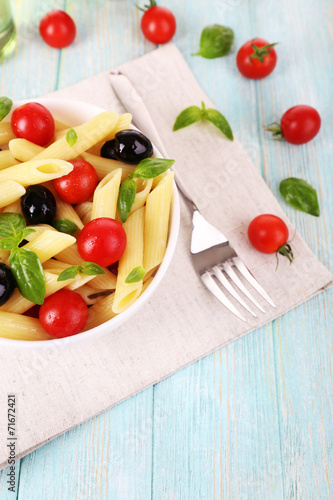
[279,178,320,217]
[125,266,145,283]
[192,24,234,59]
[53,218,79,235]
[173,101,233,141]
[117,157,175,223]
[0,213,46,304]
[57,262,105,282]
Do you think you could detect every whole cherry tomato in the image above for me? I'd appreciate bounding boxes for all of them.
[53,159,98,204]
[39,289,89,337]
[248,214,294,263]
[236,38,277,79]
[140,1,176,44]
[11,102,55,146]
[267,105,321,145]
[77,218,127,267]
[39,10,76,49]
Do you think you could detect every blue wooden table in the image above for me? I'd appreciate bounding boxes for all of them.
[0,0,332,498]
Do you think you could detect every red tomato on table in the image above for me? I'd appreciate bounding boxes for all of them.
[248,214,294,263]
[39,10,76,49]
[140,3,176,44]
[11,102,55,146]
[236,38,277,79]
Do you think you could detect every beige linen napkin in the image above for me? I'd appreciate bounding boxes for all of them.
[0,44,332,468]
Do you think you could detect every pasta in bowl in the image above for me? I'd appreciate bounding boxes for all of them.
[0,98,180,348]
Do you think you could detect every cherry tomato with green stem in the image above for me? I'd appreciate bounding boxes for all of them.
[248,214,294,264]
[138,1,176,44]
[39,289,89,337]
[39,10,76,49]
[266,105,321,145]
[236,38,277,79]
[11,102,55,146]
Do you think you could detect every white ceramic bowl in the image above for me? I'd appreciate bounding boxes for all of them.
[0,98,180,349]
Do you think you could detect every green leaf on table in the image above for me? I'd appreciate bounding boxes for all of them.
[117,177,137,223]
[173,105,203,131]
[53,218,79,235]
[66,128,78,147]
[192,24,234,59]
[125,266,145,283]
[279,177,320,216]
[9,247,46,305]
[0,97,13,121]
[203,107,234,141]
[132,158,175,179]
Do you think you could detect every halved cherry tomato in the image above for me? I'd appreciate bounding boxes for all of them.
[248,214,294,263]
[39,289,88,337]
[140,2,176,44]
[53,159,98,204]
[236,38,277,79]
[77,218,127,267]
[267,105,321,145]
[39,10,76,49]
[11,102,55,146]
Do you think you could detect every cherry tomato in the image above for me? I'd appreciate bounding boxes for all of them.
[278,105,321,145]
[248,214,294,263]
[140,3,176,44]
[236,38,277,79]
[39,289,88,338]
[78,218,127,267]
[53,159,98,204]
[11,102,55,146]
[39,10,76,49]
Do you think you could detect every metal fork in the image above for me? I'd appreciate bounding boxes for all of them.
[109,72,276,321]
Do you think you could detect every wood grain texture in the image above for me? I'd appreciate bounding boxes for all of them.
[0,0,332,499]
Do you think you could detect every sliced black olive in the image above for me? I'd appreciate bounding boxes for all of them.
[21,185,56,225]
[0,263,16,306]
[100,139,117,160]
[114,129,153,165]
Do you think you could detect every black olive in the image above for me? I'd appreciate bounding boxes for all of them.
[21,185,56,225]
[114,129,153,165]
[100,139,117,160]
[0,263,16,306]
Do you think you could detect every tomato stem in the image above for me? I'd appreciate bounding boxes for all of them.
[250,42,278,64]
[265,122,283,141]
[136,0,157,11]
[276,242,294,268]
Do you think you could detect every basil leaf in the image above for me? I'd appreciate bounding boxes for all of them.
[57,265,80,282]
[9,248,46,305]
[79,262,105,276]
[203,108,233,141]
[132,158,175,179]
[125,266,145,283]
[118,177,137,223]
[173,105,202,131]
[53,218,79,235]
[0,97,13,121]
[0,213,28,246]
[0,237,22,250]
[66,128,78,147]
[279,177,320,216]
[192,25,234,59]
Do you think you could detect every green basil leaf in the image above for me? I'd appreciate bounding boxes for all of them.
[57,265,80,282]
[279,178,320,217]
[9,248,46,305]
[0,97,13,121]
[0,237,21,250]
[53,218,79,235]
[203,108,233,141]
[0,213,27,246]
[21,228,36,240]
[125,266,145,283]
[79,262,105,276]
[192,25,234,59]
[173,105,202,131]
[132,158,175,179]
[118,177,137,223]
[66,128,78,147]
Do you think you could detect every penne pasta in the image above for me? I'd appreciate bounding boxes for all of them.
[0,158,73,187]
[88,113,132,155]
[112,207,145,314]
[91,168,122,220]
[0,311,53,340]
[0,181,26,209]
[23,230,76,264]
[75,202,93,225]
[0,122,16,145]
[0,150,20,170]
[9,138,44,162]
[81,152,135,181]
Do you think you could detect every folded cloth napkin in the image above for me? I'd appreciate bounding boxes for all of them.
[0,43,332,468]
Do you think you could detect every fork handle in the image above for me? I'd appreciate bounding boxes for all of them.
[109,71,200,215]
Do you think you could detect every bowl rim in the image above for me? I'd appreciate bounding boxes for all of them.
[0,97,180,349]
